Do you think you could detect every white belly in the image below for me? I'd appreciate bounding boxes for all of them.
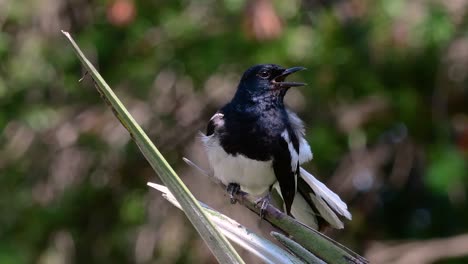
[202,134,275,195]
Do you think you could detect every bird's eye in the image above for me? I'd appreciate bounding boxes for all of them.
[258,70,270,79]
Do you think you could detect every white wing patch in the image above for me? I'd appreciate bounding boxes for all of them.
[298,137,313,164]
[280,130,299,172]
[210,112,224,121]
[208,113,225,132]
[286,109,313,164]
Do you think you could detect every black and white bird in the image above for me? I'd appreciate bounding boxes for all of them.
[202,64,351,229]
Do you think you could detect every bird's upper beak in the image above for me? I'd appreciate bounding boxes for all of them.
[272,67,306,88]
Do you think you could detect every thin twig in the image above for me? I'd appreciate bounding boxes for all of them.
[78,70,89,82]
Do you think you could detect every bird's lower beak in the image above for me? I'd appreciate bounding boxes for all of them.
[272,67,306,88]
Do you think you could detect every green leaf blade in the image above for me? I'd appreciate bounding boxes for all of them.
[61,30,244,264]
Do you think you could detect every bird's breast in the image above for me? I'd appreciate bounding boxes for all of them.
[201,134,276,195]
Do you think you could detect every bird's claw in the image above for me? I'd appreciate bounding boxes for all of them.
[227,183,240,204]
[255,194,271,219]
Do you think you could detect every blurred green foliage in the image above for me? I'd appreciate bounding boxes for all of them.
[0,0,467,263]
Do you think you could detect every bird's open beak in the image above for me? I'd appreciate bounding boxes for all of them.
[272,67,307,88]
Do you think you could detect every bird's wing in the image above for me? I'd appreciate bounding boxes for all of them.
[286,109,313,164]
[206,112,225,136]
[272,129,300,215]
[285,109,350,229]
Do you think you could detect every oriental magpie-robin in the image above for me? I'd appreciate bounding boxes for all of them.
[202,64,351,229]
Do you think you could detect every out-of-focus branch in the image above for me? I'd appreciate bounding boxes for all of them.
[366,233,468,264]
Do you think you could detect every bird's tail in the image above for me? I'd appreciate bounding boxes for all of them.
[274,167,352,229]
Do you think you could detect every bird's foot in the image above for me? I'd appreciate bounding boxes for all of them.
[255,193,272,219]
[226,183,240,204]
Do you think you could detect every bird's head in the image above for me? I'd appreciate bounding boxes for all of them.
[236,64,306,102]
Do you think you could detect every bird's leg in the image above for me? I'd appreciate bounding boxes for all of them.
[226,183,240,204]
[255,193,272,219]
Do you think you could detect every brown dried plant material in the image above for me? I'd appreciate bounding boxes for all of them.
[107,0,136,27]
[243,0,283,41]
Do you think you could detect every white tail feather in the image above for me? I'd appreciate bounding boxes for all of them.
[291,192,319,229]
[300,167,352,220]
[309,194,344,229]
[272,183,319,229]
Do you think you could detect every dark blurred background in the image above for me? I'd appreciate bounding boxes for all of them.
[1,0,468,263]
